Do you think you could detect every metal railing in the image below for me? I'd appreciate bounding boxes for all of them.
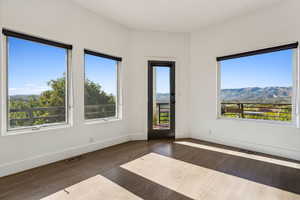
[84,104,116,119]
[9,104,116,127]
[221,103,292,121]
[9,106,66,127]
[154,103,170,127]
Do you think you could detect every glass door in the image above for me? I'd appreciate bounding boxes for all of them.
[148,61,175,139]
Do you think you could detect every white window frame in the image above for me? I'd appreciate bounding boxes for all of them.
[1,31,73,135]
[83,50,122,124]
[216,44,299,127]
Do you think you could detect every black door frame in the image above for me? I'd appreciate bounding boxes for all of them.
[148,60,175,140]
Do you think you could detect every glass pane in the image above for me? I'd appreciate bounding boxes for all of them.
[153,67,170,130]
[84,54,118,120]
[8,37,67,129]
[220,49,294,122]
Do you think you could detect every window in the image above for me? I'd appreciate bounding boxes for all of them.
[84,50,121,121]
[217,43,298,123]
[3,29,72,131]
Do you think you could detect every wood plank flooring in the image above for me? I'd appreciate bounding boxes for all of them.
[0,139,300,200]
[122,153,300,200]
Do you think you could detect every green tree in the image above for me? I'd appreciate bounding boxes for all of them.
[39,77,66,107]
[9,75,115,127]
[84,79,116,119]
[84,79,115,106]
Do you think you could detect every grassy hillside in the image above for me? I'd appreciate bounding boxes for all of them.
[221,87,292,104]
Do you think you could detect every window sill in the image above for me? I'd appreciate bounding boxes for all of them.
[217,116,297,128]
[84,117,122,125]
[2,123,72,137]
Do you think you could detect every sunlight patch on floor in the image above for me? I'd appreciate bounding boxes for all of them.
[121,153,300,200]
[41,175,142,200]
[175,141,300,169]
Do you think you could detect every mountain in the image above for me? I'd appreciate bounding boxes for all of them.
[9,95,40,101]
[221,87,292,104]
[156,93,170,103]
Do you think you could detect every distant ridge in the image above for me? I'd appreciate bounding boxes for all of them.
[156,93,170,103]
[221,86,292,104]
[9,95,39,101]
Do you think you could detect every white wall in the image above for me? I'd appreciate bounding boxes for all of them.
[127,31,190,140]
[0,0,133,177]
[0,0,191,177]
[190,0,300,160]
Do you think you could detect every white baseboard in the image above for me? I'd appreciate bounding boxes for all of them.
[3,132,299,178]
[0,135,130,178]
[191,133,300,161]
[0,131,165,178]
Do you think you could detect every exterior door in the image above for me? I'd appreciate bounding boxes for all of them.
[148,61,175,139]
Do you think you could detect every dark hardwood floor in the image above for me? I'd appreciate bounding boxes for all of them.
[0,138,300,200]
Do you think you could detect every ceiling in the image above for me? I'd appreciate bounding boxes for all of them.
[73,0,284,32]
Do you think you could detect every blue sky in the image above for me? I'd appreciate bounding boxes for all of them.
[220,49,294,89]
[154,49,294,93]
[85,54,117,95]
[155,67,170,93]
[8,37,66,95]
[8,37,117,96]
[9,36,293,96]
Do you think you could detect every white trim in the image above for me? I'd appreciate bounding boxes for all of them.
[67,48,74,128]
[0,135,130,178]
[85,117,121,125]
[117,61,124,121]
[2,123,72,137]
[0,28,2,135]
[216,62,221,118]
[83,53,122,122]
[1,35,7,135]
[217,116,296,127]
[2,35,72,135]
[291,48,298,126]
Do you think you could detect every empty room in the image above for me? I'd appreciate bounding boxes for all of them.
[0,0,300,199]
